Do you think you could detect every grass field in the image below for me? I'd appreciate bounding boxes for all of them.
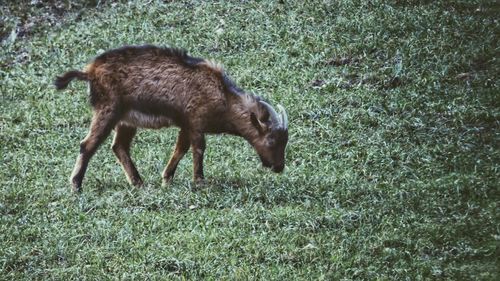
[1,0,499,279]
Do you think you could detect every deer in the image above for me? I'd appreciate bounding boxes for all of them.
[54,45,289,192]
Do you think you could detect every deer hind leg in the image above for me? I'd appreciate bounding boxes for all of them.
[163,129,190,183]
[112,124,143,187]
[70,106,120,192]
[190,131,206,183]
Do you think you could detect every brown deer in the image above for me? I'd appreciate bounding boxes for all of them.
[55,45,288,192]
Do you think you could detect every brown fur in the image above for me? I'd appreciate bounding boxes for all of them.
[55,45,288,192]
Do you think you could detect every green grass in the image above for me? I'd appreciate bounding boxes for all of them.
[1,0,499,279]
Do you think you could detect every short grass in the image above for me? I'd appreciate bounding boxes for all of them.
[1,0,499,280]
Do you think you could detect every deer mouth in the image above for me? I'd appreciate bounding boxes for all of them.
[272,164,284,173]
[261,158,272,169]
[261,160,284,173]
[260,157,283,173]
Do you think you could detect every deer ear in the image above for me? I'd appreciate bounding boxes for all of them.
[250,112,265,135]
[257,102,270,123]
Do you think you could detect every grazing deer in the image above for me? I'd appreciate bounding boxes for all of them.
[55,45,288,192]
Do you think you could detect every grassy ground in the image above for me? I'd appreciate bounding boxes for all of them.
[1,0,499,279]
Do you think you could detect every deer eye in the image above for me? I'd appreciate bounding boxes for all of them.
[267,139,276,146]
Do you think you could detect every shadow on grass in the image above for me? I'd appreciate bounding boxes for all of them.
[199,177,250,190]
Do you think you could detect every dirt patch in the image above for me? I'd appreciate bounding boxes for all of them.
[0,0,115,43]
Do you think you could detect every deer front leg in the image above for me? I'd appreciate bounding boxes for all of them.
[163,129,190,183]
[190,132,206,183]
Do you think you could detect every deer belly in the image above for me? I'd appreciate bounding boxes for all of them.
[121,110,173,129]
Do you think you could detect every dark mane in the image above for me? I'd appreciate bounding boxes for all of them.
[222,73,244,95]
[94,45,205,68]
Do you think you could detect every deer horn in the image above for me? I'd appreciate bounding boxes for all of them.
[277,104,288,129]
